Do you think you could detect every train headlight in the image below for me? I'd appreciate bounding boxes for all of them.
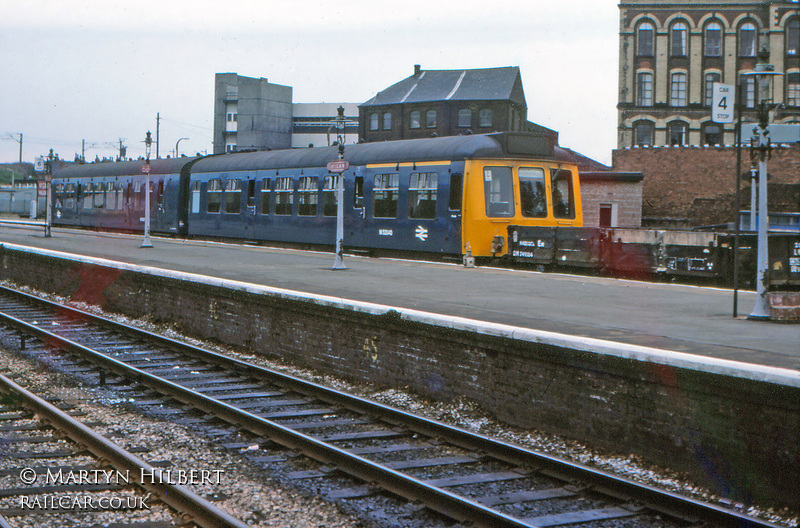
[491,235,505,255]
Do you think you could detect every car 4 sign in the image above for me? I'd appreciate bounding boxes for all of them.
[712,83,735,123]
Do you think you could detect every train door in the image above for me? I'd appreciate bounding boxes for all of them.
[153,178,166,232]
[346,168,367,249]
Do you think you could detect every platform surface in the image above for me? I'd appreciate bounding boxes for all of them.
[1,225,797,372]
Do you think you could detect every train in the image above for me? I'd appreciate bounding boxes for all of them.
[49,132,799,288]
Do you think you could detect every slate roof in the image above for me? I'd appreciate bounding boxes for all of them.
[361,66,524,106]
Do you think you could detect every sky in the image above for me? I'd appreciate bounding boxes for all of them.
[0,1,619,166]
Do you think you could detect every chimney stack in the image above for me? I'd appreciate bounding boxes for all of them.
[414,64,421,77]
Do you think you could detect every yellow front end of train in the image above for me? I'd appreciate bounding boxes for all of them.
[461,158,583,257]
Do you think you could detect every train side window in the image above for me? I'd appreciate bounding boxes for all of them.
[373,173,399,218]
[157,180,165,206]
[225,179,241,214]
[322,175,339,217]
[190,182,200,213]
[551,169,575,219]
[81,184,92,210]
[408,172,437,219]
[274,177,294,215]
[519,167,547,218]
[104,183,115,209]
[449,173,462,211]
[353,176,364,209]
[260,178,270,215]
[54,184,64,209]
[133,181,142,210]
[207,178,222,214]
[247,179,256,208]
[65,183,75,210]
[483,166,514,217]
[298,176,319,216]
[116,183,124,210]
[95,183,105,209]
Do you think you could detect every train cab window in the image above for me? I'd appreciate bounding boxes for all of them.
[373,173,399,218]
[449,173,463,211]
[551,169,575,219]
[323,175,339,217]
[483,166,514,217]
[224,179,241,214]
[298,176,318,216]
[64,183,75,210]
[408,172,437,219]
[191,181,201,214]
[519,167,547,218]
[260,178,270,215]
[207,179,222,214]
[274,177,294,216]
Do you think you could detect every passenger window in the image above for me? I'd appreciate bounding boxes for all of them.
[260,178,270,215]
[323,175,340,217]
[81,184,92,210]
[247,179,256,208]
[298,176,319,216]
[519,167,547,218]
[207,179,222,214]
[373,173,399,218]
[191,181,200,214]
[483,166,514,217]
[105,183,115,210]
[225,179,241,214]
[65,183,75,210]
[551,169,575,219]
[116,183,124,210]
[408,172,437,219]
[449,173,463,211]
[274,177,294,216]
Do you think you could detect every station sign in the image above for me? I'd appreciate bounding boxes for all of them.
[326,160,349,173]
[712,83,735,123]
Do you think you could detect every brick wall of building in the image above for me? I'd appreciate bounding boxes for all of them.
[580,178,643,227]
[613,145,800,227]
[1,246,797,509]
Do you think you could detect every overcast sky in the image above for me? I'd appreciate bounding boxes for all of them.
[1,1,619,166]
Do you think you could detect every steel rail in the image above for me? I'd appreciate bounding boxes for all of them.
[0,285,785,528]
[0,372,249,528]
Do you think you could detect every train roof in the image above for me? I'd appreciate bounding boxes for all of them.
[191,132,559,174]
[53,157,196,179]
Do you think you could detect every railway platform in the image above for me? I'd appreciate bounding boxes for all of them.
[0,224,797,372]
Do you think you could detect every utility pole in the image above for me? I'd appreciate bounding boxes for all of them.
[156,113,160,159]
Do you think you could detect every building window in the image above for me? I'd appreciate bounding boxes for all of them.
[479,109,492,127]
[637,72,653,106]
[671,22,688,57]
[426,110,437,128]
[458,109,471,127]
[670,72,687,107]
[741,75,756,108]
[383,112,392,130]
[788,19,800,56]
[637,21,655,56]
[704,72,721,106]
[705,21,723,57]
[370,113,379,131]
[408,172,438,219]
[703,123,722,146]
[787,72,800,107]
[409,111,421,129]
[634,121,653,146]
[740,22,757,57]
[373,173,399,218]
[668,122,688,146]
[297,176,318,216]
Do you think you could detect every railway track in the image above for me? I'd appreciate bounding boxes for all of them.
[0,370,248,528]
[0,284,785,528]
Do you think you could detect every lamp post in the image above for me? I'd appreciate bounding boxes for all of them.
[175,137,189,158]
[141,131,153,248]
[331,106,348,270]
[743,50,782,319]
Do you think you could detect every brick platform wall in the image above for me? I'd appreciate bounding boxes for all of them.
[612,146,800,227]
[1,245,797,510]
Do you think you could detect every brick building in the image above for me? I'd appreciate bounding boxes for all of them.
[615,1,800,226]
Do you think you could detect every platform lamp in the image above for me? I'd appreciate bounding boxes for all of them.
[742,49,783,319]
[141,131,154,248]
